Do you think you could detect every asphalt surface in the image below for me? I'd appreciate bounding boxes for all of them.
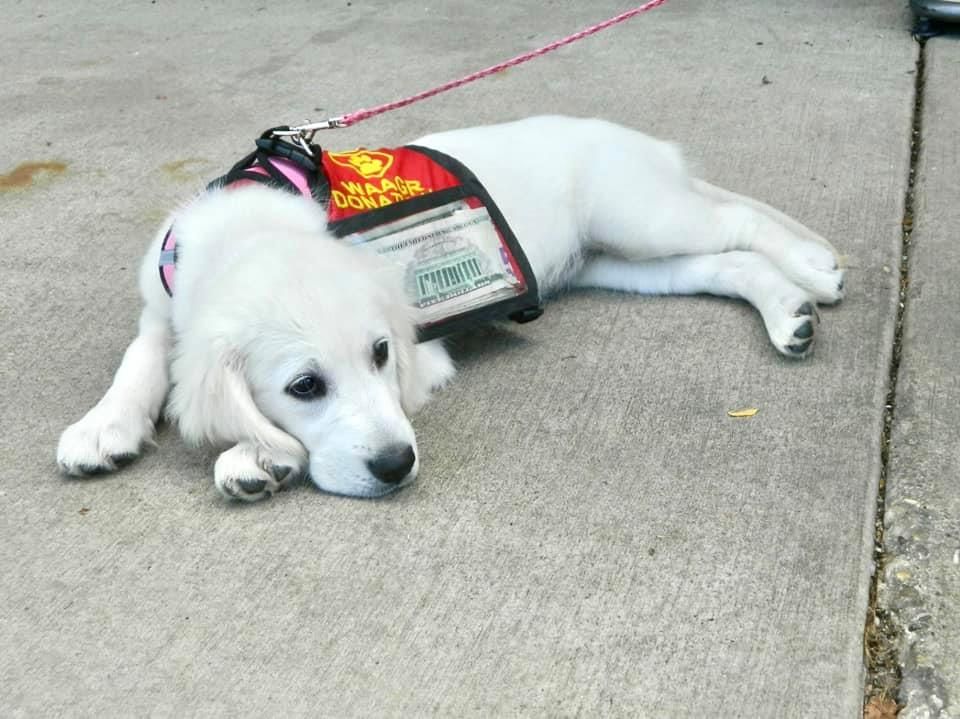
[0,1,955,717]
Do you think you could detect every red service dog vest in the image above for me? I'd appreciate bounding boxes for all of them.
[159,131,542,341]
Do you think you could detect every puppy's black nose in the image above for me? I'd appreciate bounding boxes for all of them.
[367,444,416,484]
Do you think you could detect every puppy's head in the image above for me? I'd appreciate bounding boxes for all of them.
[168,187,442,497]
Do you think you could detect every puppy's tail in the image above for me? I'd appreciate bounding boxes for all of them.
[692,179,841,261]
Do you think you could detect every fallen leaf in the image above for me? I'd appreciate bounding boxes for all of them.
[727,407,759,418]
[864,696,898,719]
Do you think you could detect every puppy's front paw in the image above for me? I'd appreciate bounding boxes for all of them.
[781,242,845,305]
[57,406,154,476]
[214,441,304,502]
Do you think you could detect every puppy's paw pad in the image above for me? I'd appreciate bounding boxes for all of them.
[794,302,816,318]
[792,320,814,340]
[766,298,820,359]
[111,452,139,469]
[57,410,151,477]
[237,478,268,494]
[218,478,276,502]
[271,465,293,483]
[214,442,305,502]
[784,337,814,357]
[75,463,111,477]
[219,475,274,501]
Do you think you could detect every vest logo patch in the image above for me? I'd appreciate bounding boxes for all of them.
[326,149,394,179]
[321,146,463,222]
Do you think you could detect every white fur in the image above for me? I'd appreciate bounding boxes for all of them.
[57,116,844,500]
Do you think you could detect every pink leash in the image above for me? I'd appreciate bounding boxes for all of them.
[275,0,670,148]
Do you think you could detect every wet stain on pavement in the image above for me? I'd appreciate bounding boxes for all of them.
[161,158,209,182]
[0,161,67,191]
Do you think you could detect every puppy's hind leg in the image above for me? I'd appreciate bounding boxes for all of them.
[573,252,822,358]
[57,304,171,475]
[582,147,844,305]
[692,180,845,305]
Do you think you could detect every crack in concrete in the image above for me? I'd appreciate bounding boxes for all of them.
[862,36,927,717]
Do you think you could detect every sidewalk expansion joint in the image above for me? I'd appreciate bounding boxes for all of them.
[862,35,926,718]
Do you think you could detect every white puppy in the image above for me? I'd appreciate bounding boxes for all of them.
[57,116,844,501]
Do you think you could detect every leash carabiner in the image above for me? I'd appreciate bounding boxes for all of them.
[267,118,348,157]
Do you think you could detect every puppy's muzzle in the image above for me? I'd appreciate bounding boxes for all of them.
[366,444,416,484]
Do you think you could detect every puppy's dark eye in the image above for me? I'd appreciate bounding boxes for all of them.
[373,338,389,369]
[286,373,326,400]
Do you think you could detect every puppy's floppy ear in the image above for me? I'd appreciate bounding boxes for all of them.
[168,341,304,459]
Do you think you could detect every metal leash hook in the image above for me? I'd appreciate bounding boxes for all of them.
[269,117,348,157]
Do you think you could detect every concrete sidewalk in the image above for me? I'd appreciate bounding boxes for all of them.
[880,36,960,719]
[0,1,950,716]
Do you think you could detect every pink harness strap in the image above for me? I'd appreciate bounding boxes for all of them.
[158,157,312,296]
